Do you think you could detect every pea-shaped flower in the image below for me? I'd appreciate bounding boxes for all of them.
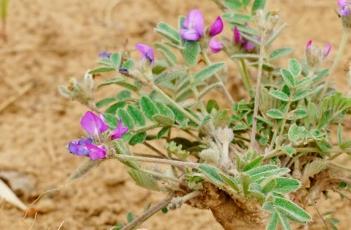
[136,43,155,63]
[233,27,256,52]
[338,0,351,28]
[180,9,205,41]
[208,16,224,37]
[305,40,331,68]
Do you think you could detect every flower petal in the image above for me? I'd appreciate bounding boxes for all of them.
[209,16,224,37]
[180,28,202,41]
[111,120,129,140]
[233,27,242,45]
[80,111,108,136]
[68,138,92,156]
[99,51,111,60]
[323,43,332,58]
[135,43,155,63]
[86,144,107,160]
[209,37,223,53]
[243,40,256,52]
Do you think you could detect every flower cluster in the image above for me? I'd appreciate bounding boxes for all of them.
[68,111,128,160]
[338,0,351,17]
[180,9,224,53]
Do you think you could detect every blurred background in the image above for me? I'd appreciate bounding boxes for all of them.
[0,0,350,229]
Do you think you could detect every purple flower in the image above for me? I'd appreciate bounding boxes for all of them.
[180,9,205,41]
[323,43,332,58]
[68,138,106,160]
[136,43,155,63]
[80,111,108,137]
[68,138,93,156]
[305,40,332,67]
[99,51,111,60]
[233,27,256,52]
[110,120,129,140]
[209,37,223,53]
[338,0,351,16]
[208,16,224,37]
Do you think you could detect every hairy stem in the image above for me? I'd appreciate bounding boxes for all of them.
[330,30,349,75]
[116,154,200,168]
[250,34,266,150]
[238,59,253,97]
[121,196,173,230]
[202,51,235,104]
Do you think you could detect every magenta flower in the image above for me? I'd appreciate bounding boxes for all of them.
[338,0,351,16]
[305,40,332,67]
[80,111,108,137]
[209,37,223,53]
[110,120,129,140]
[208,16,224,37]
[180,9,205,41]
[233,27,256,52]
[99,51,111,60]
[85,144,107,160]
[136,43,155,63]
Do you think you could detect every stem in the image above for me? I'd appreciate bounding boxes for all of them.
[152,85,201,126]
[328,162,351,173]
[202,51,235,104]
[121,196,173,230]
[321,30,350,98]
[250,34,266,150]
[116,154,200,168]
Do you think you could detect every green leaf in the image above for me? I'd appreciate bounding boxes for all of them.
[183,41,200,66]
[110,53,122,69]
[206,99,219,113]
[243,156,263,171]
[127,105,146,126]
[140,96,160,120]
[155,22,181,45]
[219,173,240,192]
[117,109,134,129]
[273,196,311,223]
[292,89,311,101]
[157,127,170,139]
[98,78,139,92]
[103,113,117,128]
[155,43,177,66]
[198,164,223,185]
[152,114,174,126]
[126,212,135,223]
[89,66,115,74]
[96,97,116,108]
[129,132,147,145]
[252,0,266,13]
[280,69,296,88]
[274,177,300,193]
[270,48,293,60]
[224,0,242,9]
[168,105,187,125]
[266,212,279,230]
[288,59,301,77]
[106,101,126,114]
[269,90,290,102]
[194,63,225,83]
[288,124,305,144]
[281,145,296,156]
[275,208,291,230]
[128,168,159,191]
[267,109,284,119]
[156,103,175,121]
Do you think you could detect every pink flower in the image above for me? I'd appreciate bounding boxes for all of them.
[180,9,205,41]
[110,120,129,140]
[136,43,155,63]
[209,37,223,53]
[208,16,224,37]
[80,111,108,137]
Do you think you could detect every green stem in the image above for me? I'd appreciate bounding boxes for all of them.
[330,30,350,75]
[250,34,266,150]
[116,154,200,168]
[202,51,235,104]
[239,59,253,97]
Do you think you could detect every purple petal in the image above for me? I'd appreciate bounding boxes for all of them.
[80,111,108,136]
[208,37,223,53]
[209,16,224,37]
[135,43,155,63]
[180,28,202,41]
[306,40,313,51]
[99,51,111,60]
[233,27,242,45]
[243,40,256,52]
[110,120,129,140]
[86,144,107,160]
[181,9,204,41]
[68,138,93,156]
[323,43,332,58]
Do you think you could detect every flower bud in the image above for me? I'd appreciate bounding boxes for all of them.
[208,16,224,37]
[338,0,351,28]
[208,37,223,53]
[305,40,332,68]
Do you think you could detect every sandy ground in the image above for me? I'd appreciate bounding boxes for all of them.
[0,0,350,229]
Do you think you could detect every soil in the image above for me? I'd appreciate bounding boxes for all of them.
[0,0,350,229]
